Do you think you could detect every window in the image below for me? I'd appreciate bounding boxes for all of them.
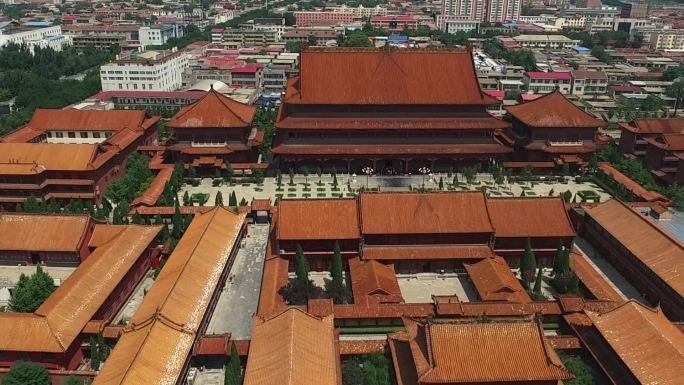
[46,132,52,138]
[55,132,64,138]
[80,132,88,138]
[68,132,76,138]
[93,132,101,138]
[105,132,112,138]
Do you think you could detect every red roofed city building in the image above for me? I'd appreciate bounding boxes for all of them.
[0,109,159,209]
[165,88,263,173]
[370,15,419,31]
[272,47,512,174]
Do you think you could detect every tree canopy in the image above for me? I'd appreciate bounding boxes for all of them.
[9,265,55,313]
[1,361,50,385]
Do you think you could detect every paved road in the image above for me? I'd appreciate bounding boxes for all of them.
[574,237,642,301]
[205,224,269,339]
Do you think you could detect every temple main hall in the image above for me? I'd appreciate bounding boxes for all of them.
[271,47,512,174]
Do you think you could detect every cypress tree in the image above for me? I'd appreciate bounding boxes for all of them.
[552,240,564,275]
[331,241,343,287]
[568,275,579,294]
[229,191,238,206]
[295,243,309,284]
[332,173,338,189]
[90,336,100,370]
[560,248,571,274]
[533,267,543,294]
[438,176,444,190]
[521,237,537,283]
[132,213,143,225]
[227,341,242,385]
[172,202,182,239]
[182,191,191,206]
[24,195,40,213]
[276,170,282,186]
[289,167,294,185]
[215,191,224,206]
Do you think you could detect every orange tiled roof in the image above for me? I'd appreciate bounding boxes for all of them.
[620,118,684,134]
[0,213,90,252]
[243,308,340,385]
[277,199,360,240]
[349,258,403,305]
[464,257,530,303]
[131,167,173,207]
[506,91,604,128]
[271,143,513,155]
[193,334,231,356]
[359,192,493,235]
[570,251,624,302]
[362,244,495,260]
[486,197,576,238]
[394,318,572,383]
[284,47,496,106]
[0,143,99,173]
[586,301,684,385]
[274,116,511,130]
[584,199,684,298]
[597,163,667,202]
[166,89,255,129]
[0,224,161,353]
[94,207,245,385]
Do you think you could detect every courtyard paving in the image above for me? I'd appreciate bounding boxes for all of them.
[177,173,611,205]
[205,224,269,339]
[112,274,155,324]
[396,273,478,303]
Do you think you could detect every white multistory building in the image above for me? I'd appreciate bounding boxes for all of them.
[100,48,190,92]
[440,0,521,23]
[0,21,71,53]
[328,4,388,17]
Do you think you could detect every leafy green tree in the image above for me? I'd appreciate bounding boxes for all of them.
[520,237,537,283]
[362,353,391,385]
[295,243,309,284]
[438,176,444,190]
[559,352,603,385]
[131,213,143,225]
[345,31,371,47]
[239,197,248,206]
[229,191,238,206]
[276,170,282,187]
[568,275,580,294]
[1,361,50,385]
[641,94,664,112]
[278,277,323,305]
[9,265,56,312]
[64,375,87,385]
[172,202,183,239]
[342,356,364,385]
[23,195,40,213]
[289,168,295,185]
[89,335,100,370]
[215,191,224,206]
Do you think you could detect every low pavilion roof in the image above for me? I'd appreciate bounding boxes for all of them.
[243,308,339,385]
[391,318,572,384]
[464,257,530,303]
[506,91,604,128]
[93,207,245,385]
[486,197,575,238]
[0,224,161,353]
[349,258,404,305]
[586,301,684,385]
[619,118,684,134]
[359,192,493,235]
[277,198,360,241]
[584,199,684,299]
[0,213,90,252]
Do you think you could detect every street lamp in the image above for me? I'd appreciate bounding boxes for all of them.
[419,166,430,189]
[362,166,374,189]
